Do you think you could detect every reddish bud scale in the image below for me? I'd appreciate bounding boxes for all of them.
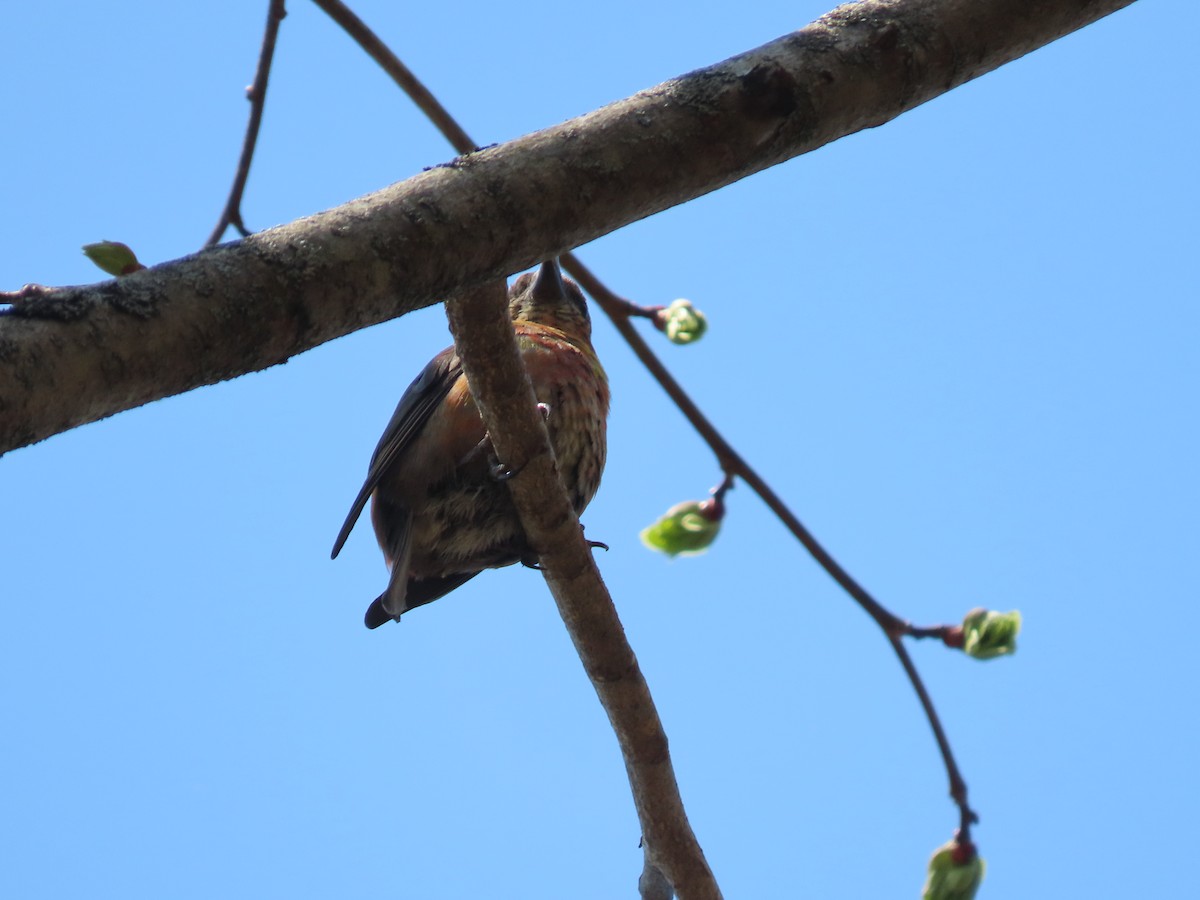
[951,840,977,865]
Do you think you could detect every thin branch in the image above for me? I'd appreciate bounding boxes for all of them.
[205,0,288,247]
[909,623,963,643]
[565,253,899,631]
[309,0,476,154]
[567,253,979,831]
[444,280,722,900]
[0,284,55,312]
[890,636,977,837]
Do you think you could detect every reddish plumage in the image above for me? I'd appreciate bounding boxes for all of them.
[332,260,609,628]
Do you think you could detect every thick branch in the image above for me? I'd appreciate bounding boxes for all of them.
[444,283,720,900]
[0,0,1135,454]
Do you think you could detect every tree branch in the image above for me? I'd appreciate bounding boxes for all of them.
[640,847,675,900]
[444,281,721,900]
[0,0,1135,454]
[205,0,288,247]
[309,0,477,153]
[567,253,981,833]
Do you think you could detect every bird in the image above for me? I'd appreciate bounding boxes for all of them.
[332,260,609,629]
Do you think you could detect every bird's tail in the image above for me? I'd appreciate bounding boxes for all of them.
[364,595,393,629]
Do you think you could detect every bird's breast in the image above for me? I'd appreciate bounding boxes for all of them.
[516,328,609,513]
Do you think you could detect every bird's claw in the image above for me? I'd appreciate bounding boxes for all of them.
[490,460,519,481]
[579,523,608,553]
[486,407,549,481]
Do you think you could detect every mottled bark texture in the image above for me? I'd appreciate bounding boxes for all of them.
[445,282,721,899]
[0,0,1135,454]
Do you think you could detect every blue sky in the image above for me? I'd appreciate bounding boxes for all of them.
[2,1,1196,897]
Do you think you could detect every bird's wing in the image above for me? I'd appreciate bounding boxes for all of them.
[330,348,461,559]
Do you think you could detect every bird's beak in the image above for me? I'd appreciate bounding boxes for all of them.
[531,258,567,303]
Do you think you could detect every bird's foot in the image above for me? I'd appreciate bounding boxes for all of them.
[580,522,608,553]
[485,406,550,481]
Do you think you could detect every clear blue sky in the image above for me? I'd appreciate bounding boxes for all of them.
[3,1,1196,897]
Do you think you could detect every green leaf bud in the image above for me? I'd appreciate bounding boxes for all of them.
[656,299,708,345]
[640,498,722,557]
[82,241,145,276]
[962,608,1022,660]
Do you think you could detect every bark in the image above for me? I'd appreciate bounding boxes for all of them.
[0,0,1136,454]
[445,282,720,898]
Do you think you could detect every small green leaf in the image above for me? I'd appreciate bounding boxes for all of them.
[83,241,145,276]
[962,608,1022,660]
[923,839,985,900]
[656,299,708,345]
[640,499,722,557]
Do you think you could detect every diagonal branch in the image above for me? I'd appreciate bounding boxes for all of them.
[444,281,722,900]
[1,0,1136,454]
[565,252,979,834]
[310,0,476,153]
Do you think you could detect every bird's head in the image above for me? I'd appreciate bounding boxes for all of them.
[508,259,592,342]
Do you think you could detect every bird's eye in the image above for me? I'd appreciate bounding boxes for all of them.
[567,284,590,321]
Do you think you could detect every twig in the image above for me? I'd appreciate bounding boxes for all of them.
[444,280,722,900]
[890,635,977,838]
[566,253,978,831]
[204,0,287,247]
[309,0,476,154]
[909,623,962,643]
[0,284,55,313]
[565,254,896,628]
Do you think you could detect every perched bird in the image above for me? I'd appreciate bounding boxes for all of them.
[332,260,609,629]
